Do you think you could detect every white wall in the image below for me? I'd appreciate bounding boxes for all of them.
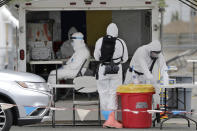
[0,6,18,70]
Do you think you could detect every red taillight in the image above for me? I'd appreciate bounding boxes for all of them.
[70,2,76,5]
[100,2,106,5]
[25,3,32,6]
[20,50,25,60]
[145,1,151,4]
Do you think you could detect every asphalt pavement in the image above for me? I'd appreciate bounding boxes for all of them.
[10,90,197,131]
[10,123,197,131]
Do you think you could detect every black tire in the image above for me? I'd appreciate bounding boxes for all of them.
[0,100,13,131]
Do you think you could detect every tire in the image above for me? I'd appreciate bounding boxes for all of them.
[0,100,13,131]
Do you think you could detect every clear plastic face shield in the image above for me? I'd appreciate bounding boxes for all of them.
[150,51,161,59]
[70,36,83,40]
[70,35,84,47]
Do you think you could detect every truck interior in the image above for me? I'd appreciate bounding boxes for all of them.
[26,10,152,56]
[25,10,152,100]
[26,10,152,78]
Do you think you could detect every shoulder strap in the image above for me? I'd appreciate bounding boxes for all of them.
[114,38,124,62]
[149,58,157,73]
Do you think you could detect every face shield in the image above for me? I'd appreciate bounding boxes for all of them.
[150,51,161,59]
[70,36,84,40]
[70,36,83,43]
[70,32,84,49]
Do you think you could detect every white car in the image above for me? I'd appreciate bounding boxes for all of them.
[0,70,52,131]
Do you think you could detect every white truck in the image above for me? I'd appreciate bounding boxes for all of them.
[15,0,160,72]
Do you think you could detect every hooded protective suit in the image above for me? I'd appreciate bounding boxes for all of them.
[94,23,128,110]
[94,23,128,128]
[124,40,169,108]
[60,27,77,59]
[48,32,90,84]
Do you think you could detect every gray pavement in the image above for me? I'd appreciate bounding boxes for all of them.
[10,124,197,131]
[10,91,197,131]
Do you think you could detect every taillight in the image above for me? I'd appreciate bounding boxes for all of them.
[70,2,76,5]
[25,3,32,6]
[145,1,151,4]
[20,49,25,60]
[100,2,106,5]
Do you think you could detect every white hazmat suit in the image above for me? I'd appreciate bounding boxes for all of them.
[124,40,169,108]
[48,32,90,84]
[60,27,77,59]
[94,23,128,128]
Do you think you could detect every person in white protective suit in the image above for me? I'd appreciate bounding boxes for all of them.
[48,32,90,84]
[124,40,169,109]
[94,23,128,128]
[60,27,77,59]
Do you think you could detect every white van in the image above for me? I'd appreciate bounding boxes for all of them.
[15,0,160,73]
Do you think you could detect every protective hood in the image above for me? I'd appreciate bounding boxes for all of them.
[71,32,86,51]
[106,23,118,37]
[145,40,161,52]
[68,27,77,40]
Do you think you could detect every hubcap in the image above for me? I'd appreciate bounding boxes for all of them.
[0,107,6,130]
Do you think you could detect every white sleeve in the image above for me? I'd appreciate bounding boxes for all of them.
[65,54,74,65]
[138,51,154,81]
[158,53,169,85]
[65,54,83,70]
[158,53,168,74]
[94,38,102,61]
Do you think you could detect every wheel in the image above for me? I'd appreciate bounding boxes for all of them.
[0,100,13,131]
